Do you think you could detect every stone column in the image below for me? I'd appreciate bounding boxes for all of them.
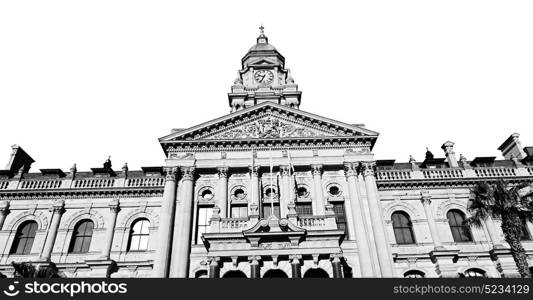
[330,254,343,278]
[420,192,443,249]
[289,255,302,278]
[170,166,196,278]
[343,163,374,277]
[40,199,65,261]
[280,166,290,218]
[249,166,261,218]
[208,257,220,278]
[101,199,120,260]
[153,167,178,278]
[311,164,325,215]
[0,201,10,230]
[361,162,394,277]
[217,167,229,218]
[249,256,261,278]
[484,216,504,248]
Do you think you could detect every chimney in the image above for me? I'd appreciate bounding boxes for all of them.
[441,141,459,168]
[498,133,526,159]
[4,145,35,177]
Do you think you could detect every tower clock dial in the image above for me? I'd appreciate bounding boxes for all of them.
[254,70,274,85]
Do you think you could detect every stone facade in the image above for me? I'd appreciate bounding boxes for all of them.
[0,28,532,278]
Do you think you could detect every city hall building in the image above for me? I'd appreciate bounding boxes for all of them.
[0,28,532,278]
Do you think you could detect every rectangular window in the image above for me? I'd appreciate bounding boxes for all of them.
[295,202,313,215]
[331,202,347,236]
[196,207,213,244]
[262,203,280,219]
[231,204,248,218]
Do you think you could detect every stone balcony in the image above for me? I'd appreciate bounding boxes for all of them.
[208,204,339,234]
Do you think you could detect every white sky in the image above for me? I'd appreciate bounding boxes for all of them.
[1,1,532,171]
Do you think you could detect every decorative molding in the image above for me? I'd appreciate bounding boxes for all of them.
[61,209,105,230]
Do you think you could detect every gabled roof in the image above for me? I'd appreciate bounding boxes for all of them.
[159,102,379,153]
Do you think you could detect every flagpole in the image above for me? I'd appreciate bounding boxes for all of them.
[269,148,274,217]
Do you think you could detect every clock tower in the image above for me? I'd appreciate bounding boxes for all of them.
[228,26,302,112]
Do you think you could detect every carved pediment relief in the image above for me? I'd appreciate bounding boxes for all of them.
[204,115,335,140]
[159,102,379,145]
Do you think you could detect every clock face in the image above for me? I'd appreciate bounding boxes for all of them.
[254,70,274,85]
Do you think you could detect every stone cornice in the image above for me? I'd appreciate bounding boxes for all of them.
[0,187,163,200]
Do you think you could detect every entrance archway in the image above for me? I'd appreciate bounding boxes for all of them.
[303,268,329,278]
[263,269,288,278]
[222,270,247,278]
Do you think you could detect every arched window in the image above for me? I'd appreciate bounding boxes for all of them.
[69,220,94,253]
[303,268,329,278]
[128,218,150,251]
[447,210,472,242]
[404,270,425,278]
[462,268,486,278]
[222,270,247,278]
[10,221,38,255]
[392,211,416,244]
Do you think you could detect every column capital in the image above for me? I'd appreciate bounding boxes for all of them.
[248,255,261,264]
[180,167,195,181]
[0,200,10,216]
[343,163,357,177]
[311,164,323,176]
[208,256,220,266]
[164,167,178,181]
[50,199,65,214]
[217,167,229,178]
[289,254,302,263]
[420,191,432,205]
[108,198,121,213]
[359,162,376,177]
[330,253,343,262]
[248,165,260,176]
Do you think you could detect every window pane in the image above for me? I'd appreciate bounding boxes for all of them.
[332,203,347,236]
[139,220,150,234]
[130,236,141,251]
[392,212,415,244]
[296,203,313,215]
[447,210,472,242]
[138,236,149,251]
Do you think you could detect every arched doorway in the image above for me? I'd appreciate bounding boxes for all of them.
[303,268,329,278]
[222,270,247,278]
[263,269,288,278]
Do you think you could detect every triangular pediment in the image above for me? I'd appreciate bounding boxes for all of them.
[160,102,378,144]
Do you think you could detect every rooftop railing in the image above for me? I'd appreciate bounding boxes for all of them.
[377,166,529,181]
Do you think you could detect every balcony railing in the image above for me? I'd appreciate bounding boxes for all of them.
[126,177,165,187]
[19,180,62,190]
[73,178,115,189]
[377,166,528,181]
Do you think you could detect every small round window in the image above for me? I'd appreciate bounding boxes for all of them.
[201,189,213,200]
[234,188,245,199]
[297,186,308,198]
[328,185,340,196]
[265,187,277,198]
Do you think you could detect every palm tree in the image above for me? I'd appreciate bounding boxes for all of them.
[11,262,61,278]
[466,180,533,278]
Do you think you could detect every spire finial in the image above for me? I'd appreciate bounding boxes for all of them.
[257,23,268,44]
